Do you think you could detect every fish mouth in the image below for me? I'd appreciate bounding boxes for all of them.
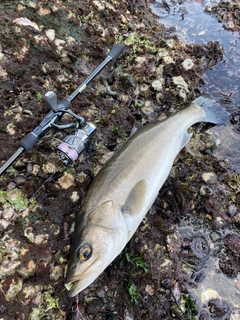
[65,256,102,297]
[65,271,103,297]
[65,278,85,297]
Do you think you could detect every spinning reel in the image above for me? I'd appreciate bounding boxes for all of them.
[0,43,124,175]
[43,90,96,166]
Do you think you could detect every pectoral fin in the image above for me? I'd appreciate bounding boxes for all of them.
[122,180,147,216]
[181,131,193,148]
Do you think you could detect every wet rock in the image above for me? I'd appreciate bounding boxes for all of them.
[98,151,114,165]
[2,206,15,220]
[173,75,189,100]
[208,298,230,318]
[162,278,174,289]
[212,216,226,230]
[191,269,206,283]
[34,234,49,245]
[124,309,134,320]
[201,288,219,305]
[199,310,212,320]
[202,172,217,184]
[119,74,136,89]
[145,284,155,296]
[70,191,79,202]
[42,162,57,174]
[235,213,240,227]
[0,304,6,313]
[140,83,150,94]
[6,182,16,191]
[227,204,237,217]
[166,38,175,48]
[45,29,55,41]
[0,219,10,230]
[142,101,154,116]
[26,163,33,174]
[223,233,240,262]
[182,58,194,70]
[0,44,4,61]
[181,235,210,268]
[13,160,26,171]
[135,56,147,65]
[171,282,181,302]
[57,172,75,189]
[32,164,40,175]
[13,17,40,31]
[86,299,104,314]
[49,266,63,281]
[75,172,87,183]
[209,231,221,242]
[173,76,189,91]
[163,55,175,64]
[151,79,164,91]
[24,227,35,243]
[219,254,239,277]
[14,175,26,186]
[230,309,240,320]
[54,39,67,57]
[97,288,105,298]
[17,259,37,277]
[1,276,23,301]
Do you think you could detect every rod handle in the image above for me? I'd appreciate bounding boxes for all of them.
[108,43,124,60]
[19,132,39,151]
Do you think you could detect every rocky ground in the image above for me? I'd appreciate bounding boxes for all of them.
[0,0,239,319]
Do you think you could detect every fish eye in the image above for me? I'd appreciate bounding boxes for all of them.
[77,244,92,261]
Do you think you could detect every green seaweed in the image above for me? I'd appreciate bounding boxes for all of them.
[0,190,28,210]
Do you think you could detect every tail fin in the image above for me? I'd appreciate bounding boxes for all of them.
[193,94,230,125]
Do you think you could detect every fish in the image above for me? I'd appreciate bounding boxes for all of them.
[65,94,229,297]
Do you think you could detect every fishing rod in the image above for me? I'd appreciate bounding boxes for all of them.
[0,43,124,175]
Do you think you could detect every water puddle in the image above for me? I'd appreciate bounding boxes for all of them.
[192,257,240,309]
[178,225,240,317]
[150,0,240,170]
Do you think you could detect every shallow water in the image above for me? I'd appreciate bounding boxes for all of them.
[178,225,240,316]
[151,0,240,170]
[192,257,240,309]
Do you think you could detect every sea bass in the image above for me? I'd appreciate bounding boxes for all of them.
[65,95,229,297]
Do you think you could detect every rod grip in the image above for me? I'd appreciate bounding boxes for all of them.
[108,43,124,60]
[19,132,39,151]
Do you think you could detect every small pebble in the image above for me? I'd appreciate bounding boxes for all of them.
[209,231,221,242]
[97,289,105,298]
[145,284,155,296]
[228,204,237,217]
[202,172,217,184]
[14,176,26,186]
[7,182,16,191]
[182,58,194,70]
[13,160,26,171]
[2,207,15,220]
[26,163,33,174]
[208,298,230,318]
[230,309,240,320]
